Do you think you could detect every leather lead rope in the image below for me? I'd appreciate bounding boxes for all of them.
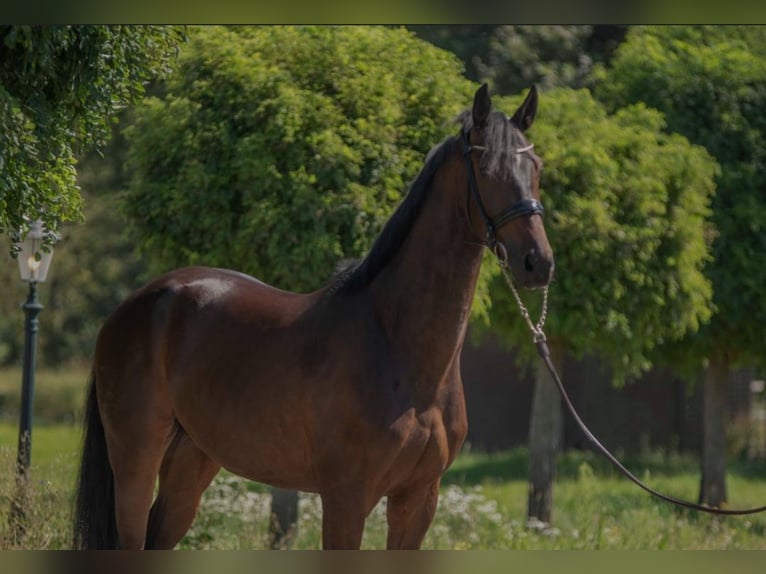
[535,337,766,515]
[505,267,766,516]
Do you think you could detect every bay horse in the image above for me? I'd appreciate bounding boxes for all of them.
[72,84,554,550]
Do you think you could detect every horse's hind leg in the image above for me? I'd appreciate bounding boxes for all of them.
[105,417,174,550]
[145,427,220,549]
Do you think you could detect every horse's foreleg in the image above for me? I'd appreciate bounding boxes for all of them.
[385,479,440,549]
[319,489,368,549]
[145,428,220,549]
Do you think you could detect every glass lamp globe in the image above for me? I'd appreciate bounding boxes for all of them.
[16,220,55,283]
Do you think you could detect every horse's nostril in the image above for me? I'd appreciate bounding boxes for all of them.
[524,252,535,272]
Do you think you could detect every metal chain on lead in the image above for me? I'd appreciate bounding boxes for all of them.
[500,264,548,343]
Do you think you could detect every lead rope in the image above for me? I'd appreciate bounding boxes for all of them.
[501,262,766,516]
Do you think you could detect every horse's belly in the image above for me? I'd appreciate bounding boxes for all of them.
[173,395,319,491]
[222,458,318,492]
[203,432,318,491]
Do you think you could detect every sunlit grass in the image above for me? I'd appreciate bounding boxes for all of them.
[0,445,78,549]
[177,470,766,550]
[0,365,90,426]
[1,427,764,550]
[0,362,764,550]
[0,424,80,480]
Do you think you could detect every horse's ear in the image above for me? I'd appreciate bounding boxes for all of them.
[511,85,538,132]
[472,83,491,129]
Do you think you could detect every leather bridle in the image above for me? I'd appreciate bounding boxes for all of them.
[461,128,544,263]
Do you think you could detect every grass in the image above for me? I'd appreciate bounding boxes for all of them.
[156,454,766,550]
[0,365,90,426]
[0,424,80,478]
[0,423,765,550]
[0,366,764,549]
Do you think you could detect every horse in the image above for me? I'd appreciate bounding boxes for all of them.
[72,84,554,550]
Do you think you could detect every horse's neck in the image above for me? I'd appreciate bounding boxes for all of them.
[369,157,484,391]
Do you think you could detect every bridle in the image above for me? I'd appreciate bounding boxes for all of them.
[461,128,544,264]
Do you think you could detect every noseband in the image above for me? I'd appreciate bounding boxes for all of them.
[461,129,544,262]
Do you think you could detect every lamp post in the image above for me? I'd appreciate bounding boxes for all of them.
[9,220,56,542]
[14,220,55,477]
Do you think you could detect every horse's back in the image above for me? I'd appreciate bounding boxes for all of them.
[93,265,316,396]
[141,265,310,316]
[100,265,311,337]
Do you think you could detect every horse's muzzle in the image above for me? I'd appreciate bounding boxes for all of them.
[517,247,554,289]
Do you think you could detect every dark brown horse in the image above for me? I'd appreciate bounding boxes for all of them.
[72,84,553,550]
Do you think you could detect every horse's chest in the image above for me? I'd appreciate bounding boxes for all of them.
[388,404,467,491]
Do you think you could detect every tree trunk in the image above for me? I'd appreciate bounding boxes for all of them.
[526,339,565,525]
[268,487,299,549]
[699,354,729,507]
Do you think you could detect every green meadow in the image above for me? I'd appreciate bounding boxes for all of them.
[0,367,764,549]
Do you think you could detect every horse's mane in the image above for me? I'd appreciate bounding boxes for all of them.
[331,109,524,296]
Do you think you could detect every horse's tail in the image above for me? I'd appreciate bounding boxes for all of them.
[72,372,119,549]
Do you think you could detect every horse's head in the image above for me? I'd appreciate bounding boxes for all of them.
[462,84,554,289]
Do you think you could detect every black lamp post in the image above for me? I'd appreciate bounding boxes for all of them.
[9,220,55,542]
[13,220,55,477]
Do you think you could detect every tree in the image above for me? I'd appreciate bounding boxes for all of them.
[122,24,483,548]
[0,131,151,368]
[596,25,766,507]
[123,25,489,298]
[479,26,597,94]
[0,25,184,245]
[411,26,628,95]
[481,88,717,523]
[406,25,497,83]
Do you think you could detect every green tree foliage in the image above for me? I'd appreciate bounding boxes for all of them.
[486,88,716,383]
[0,25,184,244]
[123,26,478,295]
[412,25,627,95]
[0,137,150,367]
[596,25,766,507]
[596,25,766,369]
[406,25,496,83]
[41,153,150,365]
[480,26,597,94]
